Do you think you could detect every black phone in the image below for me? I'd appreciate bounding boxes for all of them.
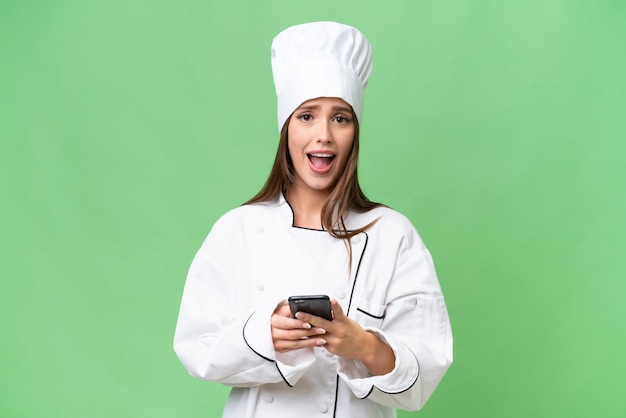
[288,295,333,321]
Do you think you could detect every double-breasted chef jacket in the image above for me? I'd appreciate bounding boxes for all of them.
[174,194,453,418]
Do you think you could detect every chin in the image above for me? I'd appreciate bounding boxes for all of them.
[309,185,333,193]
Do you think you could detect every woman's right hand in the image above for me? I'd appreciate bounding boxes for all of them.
[271,302,328,353]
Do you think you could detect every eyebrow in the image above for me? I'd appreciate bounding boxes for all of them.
[297,104,353,113]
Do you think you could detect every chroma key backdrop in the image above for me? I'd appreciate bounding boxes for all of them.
[1,1,625,417]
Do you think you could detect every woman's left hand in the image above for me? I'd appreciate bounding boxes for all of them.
[295,299,396,376]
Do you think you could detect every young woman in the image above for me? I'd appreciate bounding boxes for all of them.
[174,21,453,418]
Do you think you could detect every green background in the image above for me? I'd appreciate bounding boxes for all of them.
[1,1,625,417]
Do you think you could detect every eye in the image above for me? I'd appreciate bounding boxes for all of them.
[333,115,351,124]
[297,113,313,122]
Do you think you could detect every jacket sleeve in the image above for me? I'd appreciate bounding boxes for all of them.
[173,213,316,387]
[337,223,453,410]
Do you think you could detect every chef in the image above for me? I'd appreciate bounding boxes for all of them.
[174,21,453,418]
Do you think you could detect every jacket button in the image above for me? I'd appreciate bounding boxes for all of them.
[256,226,264,233]
[352,236,361,245]
[317,403,328,413]
[256,283,265,291]
[336,291,346,299]
[263,394,274,403]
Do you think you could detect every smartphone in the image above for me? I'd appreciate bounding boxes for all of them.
[288,295,333,321]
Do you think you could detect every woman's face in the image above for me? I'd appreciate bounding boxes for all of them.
[287,97,355,196]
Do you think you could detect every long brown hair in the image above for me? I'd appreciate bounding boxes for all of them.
[245,110,382,262]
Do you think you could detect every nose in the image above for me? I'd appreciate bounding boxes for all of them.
[316,120,332,144]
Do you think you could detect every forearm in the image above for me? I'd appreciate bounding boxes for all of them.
[175,306,316,387]
[174,314,277,385]
[360,330,396,376]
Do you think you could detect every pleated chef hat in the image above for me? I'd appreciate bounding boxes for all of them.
[271,21,373,132]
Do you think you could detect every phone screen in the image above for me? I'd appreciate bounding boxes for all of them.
[288,295,333,321]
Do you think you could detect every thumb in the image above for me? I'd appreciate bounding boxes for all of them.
[330,299,346,320]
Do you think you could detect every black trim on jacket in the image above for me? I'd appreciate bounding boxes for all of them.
[242,312,294,387]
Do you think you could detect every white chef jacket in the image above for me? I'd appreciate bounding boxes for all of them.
[174,194,452,418]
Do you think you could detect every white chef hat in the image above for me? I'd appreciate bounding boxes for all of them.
[271,21,373,132]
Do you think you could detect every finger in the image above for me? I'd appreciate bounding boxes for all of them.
[272,314,313,330]
[329,299,346,319]
[274,336,327,353]
[273,302,295,318]
[294,311,330,329]
[272,327,326,341]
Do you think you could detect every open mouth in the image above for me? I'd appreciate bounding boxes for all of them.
[307,153,335,172]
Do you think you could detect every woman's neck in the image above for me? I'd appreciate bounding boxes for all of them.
[285,187,329,229]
